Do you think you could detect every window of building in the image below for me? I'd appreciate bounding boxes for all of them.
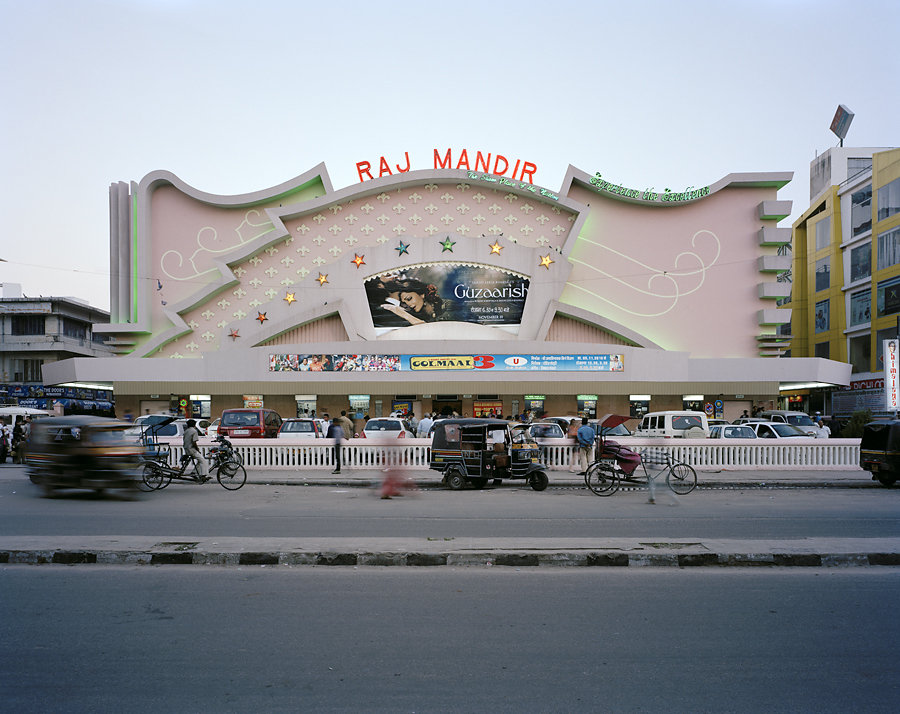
[878,227,900,271]
[815,257,830,292]
[814,216,831,250]
[850,242,871,282]
[10,314,46,335]
[814,341,830,359]
[851,185,872,237]
[849,289,871,326]
[848,334,871,373]
[848,157,873,179]
[62,319,87,340]
[877,275,900,317]
[876,328,898,367]
[815,299,829,332]
[23,359,44,382]
[878,177,900,222]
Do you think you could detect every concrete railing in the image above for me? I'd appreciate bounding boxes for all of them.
[147,437,863,471]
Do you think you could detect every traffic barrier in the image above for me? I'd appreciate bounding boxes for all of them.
[148,437,863,471]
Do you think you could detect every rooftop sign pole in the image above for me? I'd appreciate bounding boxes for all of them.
[830,105,855,147]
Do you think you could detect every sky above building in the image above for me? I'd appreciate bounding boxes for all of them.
[1,0,897,311]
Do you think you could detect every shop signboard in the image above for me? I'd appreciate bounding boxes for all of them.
[270,353,625,373]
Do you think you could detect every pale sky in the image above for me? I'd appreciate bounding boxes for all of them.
[1,0,897,311]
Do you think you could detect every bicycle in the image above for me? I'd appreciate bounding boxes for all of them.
[584,415,697,497]
[141,438,246,491]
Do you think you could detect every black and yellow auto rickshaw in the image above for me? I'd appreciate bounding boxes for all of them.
[429,418,549,491]
[26,416,143,495]
[859,419,900,487]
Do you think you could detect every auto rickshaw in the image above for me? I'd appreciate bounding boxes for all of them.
[429,418,549,491]
[859,419,900,487]
[26,416,143,495]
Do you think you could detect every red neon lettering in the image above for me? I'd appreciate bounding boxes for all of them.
[510,159,521,180]
[493,154,509,176]
[395,152,410,173]
[356,161,373,182]
[475,151,491,173]
[434,148,452,169]
[378,156,392,178]
[455,149,470,170]
[519,161,537,184]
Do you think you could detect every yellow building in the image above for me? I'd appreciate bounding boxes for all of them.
[791,146,900,415]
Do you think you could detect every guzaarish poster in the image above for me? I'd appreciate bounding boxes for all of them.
[364,264,529,332]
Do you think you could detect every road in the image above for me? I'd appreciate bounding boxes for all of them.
[1,471,898,541]
[2,566,898,713]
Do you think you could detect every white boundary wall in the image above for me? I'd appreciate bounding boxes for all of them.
[152,437,863,471]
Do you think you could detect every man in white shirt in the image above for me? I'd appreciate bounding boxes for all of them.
[417,413,434,438]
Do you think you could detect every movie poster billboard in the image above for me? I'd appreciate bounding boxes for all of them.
[364,264,529,332]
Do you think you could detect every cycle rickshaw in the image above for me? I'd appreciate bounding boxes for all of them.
[584,414,697,497]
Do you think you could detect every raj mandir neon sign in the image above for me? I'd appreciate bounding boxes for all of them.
[356,148,538,184]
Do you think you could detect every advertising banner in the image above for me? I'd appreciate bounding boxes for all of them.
[885,339,899,411]
[364,264,529,332]
[270,353,624,373]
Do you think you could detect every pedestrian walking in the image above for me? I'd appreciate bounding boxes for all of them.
[575,417,594,475]
[327,416,344,473]
[337,410,354,440]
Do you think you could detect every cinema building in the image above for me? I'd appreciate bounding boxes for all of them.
[44,151,850,424]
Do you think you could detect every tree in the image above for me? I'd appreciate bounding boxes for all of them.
[841,409,873,439]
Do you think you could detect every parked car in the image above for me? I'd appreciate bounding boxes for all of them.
[746,421,814,439]
[511,422,566,440]
[757,410,824,437]
[360,417,414,439]
[208,417,221,435]
[634,411,709,438]
[125,415,210,439]
[218,408,283,438]
[709,425,757,439]
[26,416,143,495]
[277,418,324,439]
[707,418,730,427]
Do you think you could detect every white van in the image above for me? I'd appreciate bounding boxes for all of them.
[0,406,53,430]
[757,410,823,437]
[634,411,709,438]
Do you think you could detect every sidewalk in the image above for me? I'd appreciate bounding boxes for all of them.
[244,466,876,489]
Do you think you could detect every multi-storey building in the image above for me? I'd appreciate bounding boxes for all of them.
[791,146,900,415]
[0,283,115,412]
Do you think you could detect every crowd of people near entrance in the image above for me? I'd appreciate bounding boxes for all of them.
[0,416,32,464]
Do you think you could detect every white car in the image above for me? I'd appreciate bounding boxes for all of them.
[277,418,324,439]
[709,425,757,439]
[125,415,209,440]
[360,417,414,440]
[511,422,566,440]
[747,422,815,439]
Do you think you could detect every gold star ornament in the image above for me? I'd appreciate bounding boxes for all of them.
[489,240,503,255]
[351,254,365,269]
[539,254,554,269]
[317,273,329,285]
[284,292,297,305]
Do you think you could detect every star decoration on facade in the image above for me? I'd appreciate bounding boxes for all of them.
[440,236,456,253]
[317,273,329,285]
[489,240,503,255]
[256,312,268,324]
[284,292,297,305]
[352,254,366,269]
[395,241,409,256]
[539,254,554,269]
[229,329,240,341]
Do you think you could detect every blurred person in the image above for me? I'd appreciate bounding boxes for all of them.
[817,419,831,438]
[327,416,344,474]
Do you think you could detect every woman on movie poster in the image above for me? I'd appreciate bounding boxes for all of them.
[365,265,528,329]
